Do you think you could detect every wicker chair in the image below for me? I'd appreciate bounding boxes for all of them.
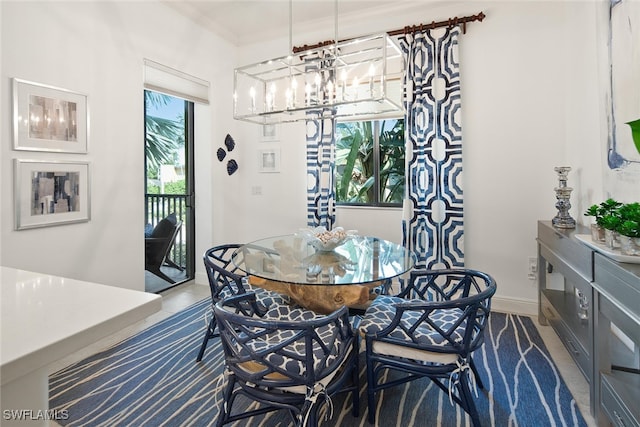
[214,292,360,427]
[359,268,496,426]
[196,244,286,362]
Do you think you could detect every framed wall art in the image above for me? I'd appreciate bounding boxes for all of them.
[258,148,280,173]
[14,159,91,230]
[13,78,88,153]
[261,124,278,141]
[607,0,640,170]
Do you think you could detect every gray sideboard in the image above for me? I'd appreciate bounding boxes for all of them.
[537,220,640,426]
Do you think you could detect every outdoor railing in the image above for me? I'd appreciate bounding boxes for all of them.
[145,193,187,268]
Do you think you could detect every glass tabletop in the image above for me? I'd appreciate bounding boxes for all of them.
[232,234,416,285]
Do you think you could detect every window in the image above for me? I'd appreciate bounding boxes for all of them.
[334,118,405,206]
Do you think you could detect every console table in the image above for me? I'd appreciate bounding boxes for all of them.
[1,267,162,426]
[537,221,640,425]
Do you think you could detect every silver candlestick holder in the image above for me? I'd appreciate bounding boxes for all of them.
[552,166,576,229]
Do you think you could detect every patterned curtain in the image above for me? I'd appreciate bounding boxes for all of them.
[305,51,337,230]
[401,27,464,269]
[306,117,336,229]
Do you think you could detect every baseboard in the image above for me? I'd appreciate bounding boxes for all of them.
[194,272,208,286]
[491,295,538,317]
[192,273,538,317]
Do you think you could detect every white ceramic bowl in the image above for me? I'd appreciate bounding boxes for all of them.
[298,226,356,252]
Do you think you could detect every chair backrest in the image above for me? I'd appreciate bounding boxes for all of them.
[394,269,496,356]
[146,215,182,266]
[203,244,247,302]
[215,292,355,389]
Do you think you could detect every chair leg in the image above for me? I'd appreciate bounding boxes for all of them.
[351,350,360,418]
[458,370,481,427]
[164,258,185,271]
[148,267,177,284]
[216,373,236,427]
[470,357,484,390]
[366,354,377,424]
[196,317,216,362]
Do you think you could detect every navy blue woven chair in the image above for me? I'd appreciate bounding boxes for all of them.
[196,244,286,362]
[214,292,360,427]
[359,269,496,426]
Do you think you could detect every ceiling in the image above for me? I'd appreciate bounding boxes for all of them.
[163,0,430,46]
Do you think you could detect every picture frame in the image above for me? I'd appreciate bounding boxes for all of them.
[13,78,89,153]
[258,148,280,173]
[261,124,278,141]
[606,0,640,170]
[14,159,91,230]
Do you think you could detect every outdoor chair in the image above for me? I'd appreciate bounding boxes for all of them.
[196,244,287,362]
[359,268,496,426]
[144,213,183,284]
[214,292,360,427]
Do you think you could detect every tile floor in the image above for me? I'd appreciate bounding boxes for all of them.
[49,281,598,427]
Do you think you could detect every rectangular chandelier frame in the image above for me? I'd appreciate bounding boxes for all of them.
[233,33,403,125]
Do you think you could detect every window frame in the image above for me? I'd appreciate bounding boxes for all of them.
[334,116,405,208]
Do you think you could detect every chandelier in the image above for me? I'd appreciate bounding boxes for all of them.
[233,1,403,125]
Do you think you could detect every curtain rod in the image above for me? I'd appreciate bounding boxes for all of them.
[292,11,485,54]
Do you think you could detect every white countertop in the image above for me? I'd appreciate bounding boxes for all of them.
[1,266,162,386]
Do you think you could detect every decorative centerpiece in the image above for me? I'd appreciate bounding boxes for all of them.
[552,166,576,229]
[297,226,357,252]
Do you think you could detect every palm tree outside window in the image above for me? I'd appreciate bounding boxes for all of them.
[334,118,405,206]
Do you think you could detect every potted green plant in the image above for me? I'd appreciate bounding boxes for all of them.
[598,198,623,248]
[584,204,605,242]
[617,202,640,256]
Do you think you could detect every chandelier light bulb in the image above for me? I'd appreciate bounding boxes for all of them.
[249,86,256,112]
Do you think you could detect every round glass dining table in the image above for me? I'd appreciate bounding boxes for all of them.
[231,234,416,313]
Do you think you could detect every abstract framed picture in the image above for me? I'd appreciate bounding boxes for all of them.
[14,160,91,230]
[258,148,280,173]
[13,78,88,153]
[607,0,640,169]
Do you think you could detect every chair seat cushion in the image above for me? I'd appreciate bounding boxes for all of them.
[234,304,345,388]
[215,278,289,309]
[358,295,465,363]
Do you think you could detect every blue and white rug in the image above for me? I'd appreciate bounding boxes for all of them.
[49,299,587,426]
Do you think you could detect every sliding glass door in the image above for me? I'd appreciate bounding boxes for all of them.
[144,90,195,292]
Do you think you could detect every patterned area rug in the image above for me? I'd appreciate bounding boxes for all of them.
[49,299,587,426]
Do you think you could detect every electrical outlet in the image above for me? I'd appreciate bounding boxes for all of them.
[251,186,262,195]
[527,257,538,281]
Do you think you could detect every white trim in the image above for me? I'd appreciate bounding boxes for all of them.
[143,59,210,105]
[491,295,538,317]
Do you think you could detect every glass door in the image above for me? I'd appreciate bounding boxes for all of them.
[144,90,195,293]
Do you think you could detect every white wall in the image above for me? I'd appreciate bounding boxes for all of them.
[1,1,235,290]
[231,1,606,314]
[1,1,611,315]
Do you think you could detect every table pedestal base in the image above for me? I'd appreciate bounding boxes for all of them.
[248,276,380,314]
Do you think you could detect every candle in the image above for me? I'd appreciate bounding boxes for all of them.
[314,73,322,103]
[233,91,238,115]
[265,92,272,112]
[269,82,276,110]
[352,77,359,100]
[291,77,298,107]
[326,80,334,103]
[285,88,292,109]
[249,87,256,112]
[340,69,347,101]
[368,64,376,96]
[305,83,311,106]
